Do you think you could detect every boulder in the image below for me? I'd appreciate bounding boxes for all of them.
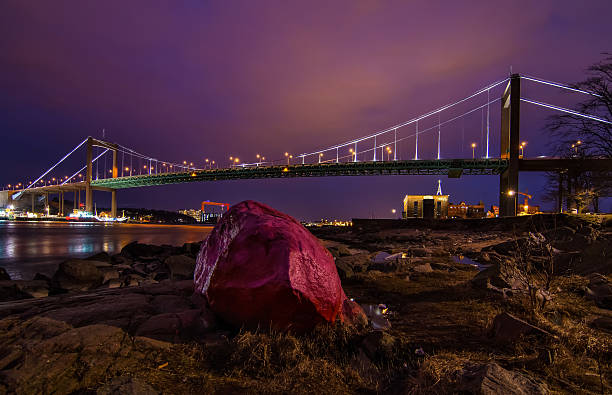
[591,316,612,332]
[339,299,368,327]
[135,308,215,342]
[194,200,346,332]
[412,263,433,273]
[164,255,196,280]
[585,275,612,309]
[97,376,159,395]
[0,267,10,281]
[85,252,112,263]
[0,281,33,301]
[490,312,550,341]
[335,259,354,280]
[458,363,548,394]
[327,245,352,258]
[371,252,391,263]
[409,247,428,257]
[121,242,163,259]
[51,259,104,291]
[361,304,391,330]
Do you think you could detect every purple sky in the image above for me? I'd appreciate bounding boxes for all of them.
[1,1,611,219]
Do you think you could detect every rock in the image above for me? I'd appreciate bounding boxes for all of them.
[194,200,346,332]
[327,245,352,258]
[409,247,428,257]
[371,252,391,263]
[458,362,549,394]
[100,268,120,283]
[135,308,215,342]
[335,253,371,273]
[0,281,33,301]
[164,255,196,280]
[412,263,433,273]
[14,280,49,298]
[33,272,51,282]
[339,299,367,327]
[121,242,163,258]
[471,261,525,290]
[335,259,354,280]
[360,331,395,361]
[591,316,612,332]
[152,294,193,314]
[52,259,104,291]
[86,252,112,263]
[585,273,612,309]
[490,312,550,341]
[0,267,10,281]
[361,304,391,330]
[97,376,159,395]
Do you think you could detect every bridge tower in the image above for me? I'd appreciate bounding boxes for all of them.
[85,137,119,217]
[499,74,520,216]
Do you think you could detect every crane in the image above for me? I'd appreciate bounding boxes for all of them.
[516,191,532,214]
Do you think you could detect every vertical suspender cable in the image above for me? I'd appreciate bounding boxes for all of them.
[486,88,490,158]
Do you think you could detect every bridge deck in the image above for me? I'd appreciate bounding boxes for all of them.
[91,159,508,189]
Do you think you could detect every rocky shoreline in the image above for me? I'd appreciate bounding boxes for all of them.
[0,213,611,393]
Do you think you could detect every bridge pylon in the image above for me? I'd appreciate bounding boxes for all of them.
[499,74,520,216]
[85,137,119,216]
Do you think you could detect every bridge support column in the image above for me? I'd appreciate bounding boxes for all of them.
[111,149,117,218]
[74,191,77,212]
[499,74,520,217]
[557,172,564,213]
[85,137,93,213]
[111,190,117,218]
[31,194,35,213]
[59,192,63,216]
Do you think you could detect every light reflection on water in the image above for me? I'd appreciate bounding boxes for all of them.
[0,221,212,280]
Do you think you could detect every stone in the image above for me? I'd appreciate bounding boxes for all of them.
[339,299,367,327]
[591,316,612,332]
[361,304,392,330]
[371,252,391,263]
[194,200,346,332]
[490,312,550,341]
[335,259,354,280]
[0,267,10,281]
[409,247,428,257]
[121,242,163,258]
[0,281,32,301]
[327,245,352,258]
[164,255,196,280]
[135,308,215,342]
[97,376,159,395]
[51,259,104,291]
[86,252,112,263]
[585,273,612,309]
[360,331,395,361]
[458,362,549,394]
[412,263,433,273]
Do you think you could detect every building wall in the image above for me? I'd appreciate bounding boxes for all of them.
[403,195,449,219]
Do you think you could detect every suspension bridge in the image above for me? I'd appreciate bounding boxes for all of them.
[3,74,611,217]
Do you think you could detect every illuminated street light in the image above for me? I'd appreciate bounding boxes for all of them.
[519,141,527,158]
[391,209,397,214]
[349,148,356,161]
[318,153,324,163]
[471,142,477,159]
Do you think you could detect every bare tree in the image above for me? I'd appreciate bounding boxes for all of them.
[547,54,612,211]
[548,54,612,158]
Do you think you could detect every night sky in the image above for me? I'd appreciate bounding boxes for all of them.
[1,1,611,220]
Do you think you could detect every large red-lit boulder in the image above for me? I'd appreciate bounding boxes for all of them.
[194,200,351,332]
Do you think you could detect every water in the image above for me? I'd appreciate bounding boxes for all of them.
[0,221,212,280]
[452,255,490,271]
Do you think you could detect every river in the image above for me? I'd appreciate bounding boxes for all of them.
[0,221,213,280]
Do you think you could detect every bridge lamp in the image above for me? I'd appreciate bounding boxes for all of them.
[234,158,240,163]
[183,161,187,165]
[391,209,396,214]
[319,153,324,163]
[471,142,477,159]
[507,190,515,196]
